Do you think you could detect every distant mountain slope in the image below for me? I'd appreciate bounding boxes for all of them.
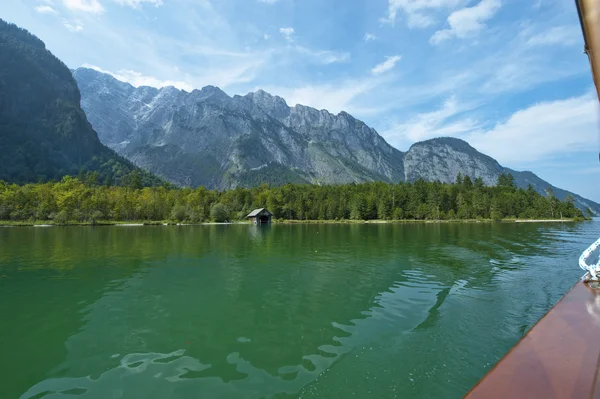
[506,169,599,216]
[0,20,161,186]
[73,67,600,215]
[403,137,503,185]
[73,67,405,188]
[405,138,599,215]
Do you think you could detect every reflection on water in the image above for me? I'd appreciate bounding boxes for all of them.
[21,267,446,398]
[0,222,596,399]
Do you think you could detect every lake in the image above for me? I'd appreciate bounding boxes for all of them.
[0,222,596,398]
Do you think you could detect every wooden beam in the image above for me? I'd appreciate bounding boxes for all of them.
[577,0,600,101]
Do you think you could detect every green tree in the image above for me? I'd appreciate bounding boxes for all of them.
[0,175,586,223]
[545,187,558,218]
[129,170,143,191]
[497,173,516,191]
[210,203,230,222]
[170,205,187,222]
[54,210,69,225]
[463,175,473,190]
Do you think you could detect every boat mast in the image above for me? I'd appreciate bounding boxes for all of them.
[576,0,600,282]
[576,0,600,103]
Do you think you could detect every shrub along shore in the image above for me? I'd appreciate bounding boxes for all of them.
[0,173,588,225]
[0,218,583,227]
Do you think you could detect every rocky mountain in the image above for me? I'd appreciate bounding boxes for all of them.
[73,67,404,188]
[73,67,600,215]
[0,20,161,186]
[404,137,503,185]
[404,138,599,214]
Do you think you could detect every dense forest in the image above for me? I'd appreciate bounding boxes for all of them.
[0,19,162,186]
[0,173,587,224]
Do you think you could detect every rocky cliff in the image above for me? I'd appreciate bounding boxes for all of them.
[405,138,598,214]
[74,68,404,188]
[73,67,600,214]
[0,20,161,186]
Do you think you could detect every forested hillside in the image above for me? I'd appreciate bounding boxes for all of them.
[0,19,161,186]
[74,67,600,216]
[0,173,585,224]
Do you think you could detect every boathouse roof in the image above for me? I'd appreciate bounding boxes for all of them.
[247,208,272,217]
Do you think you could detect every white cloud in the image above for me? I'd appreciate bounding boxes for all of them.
[468,93,599,165]
[35,5,58,14]
[260,78,385,115]
[200,60,266,88]
[82,64,194,91]
[381,96,481,148]
[526,26,580,47]
[263,34,270,40]
[430,0,501,44]
[479,53,585,95]
[279,27,294,42]
[83,53,266,90]
[51,0,347,92]
[364,33,376,41]
[371,55,402,75]
[381,0,464,28]
[449,20,587,95]
[258,0,279,3]
[62,0,104,13]
[63,19,84,32]
[295,46,350,64]
[381,92,598,166]
[113,0,163,8]
[175,43,256,58]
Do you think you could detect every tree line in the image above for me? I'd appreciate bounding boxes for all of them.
[0,173,586,224]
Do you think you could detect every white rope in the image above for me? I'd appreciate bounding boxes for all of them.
[580,237,600,281]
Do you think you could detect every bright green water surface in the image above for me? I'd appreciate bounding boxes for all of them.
[0,222,596,398]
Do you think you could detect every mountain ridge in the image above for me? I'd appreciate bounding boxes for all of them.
[74,67,405,189]
[73,67,600,215]
[0,20,162,186]
[403,137,599,214]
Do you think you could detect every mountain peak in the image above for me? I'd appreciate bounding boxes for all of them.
[75,66,107,77]
[246,89,288,104]
[74,67,137,92]
[253,89,271,97]
[200,84,224,92]
[411,137,471,149]
[159,86,180,94]
[245,89,289,116]
[186,85,230,103]
[199,85,227,96]
[404,136,502,186]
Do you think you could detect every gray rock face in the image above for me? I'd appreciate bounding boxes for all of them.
[405,137,600,215]
[404,138,503,185]
[73,67,600,215]
[74,67,404,188]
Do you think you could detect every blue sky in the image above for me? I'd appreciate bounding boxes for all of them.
[2,0,599,201]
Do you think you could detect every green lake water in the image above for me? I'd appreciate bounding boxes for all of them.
[0,222,597,398]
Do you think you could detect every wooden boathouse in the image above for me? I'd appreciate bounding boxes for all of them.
[246,208,273,224]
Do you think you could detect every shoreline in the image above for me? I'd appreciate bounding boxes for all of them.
[0,218,585,227]
[513,219,576,223]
